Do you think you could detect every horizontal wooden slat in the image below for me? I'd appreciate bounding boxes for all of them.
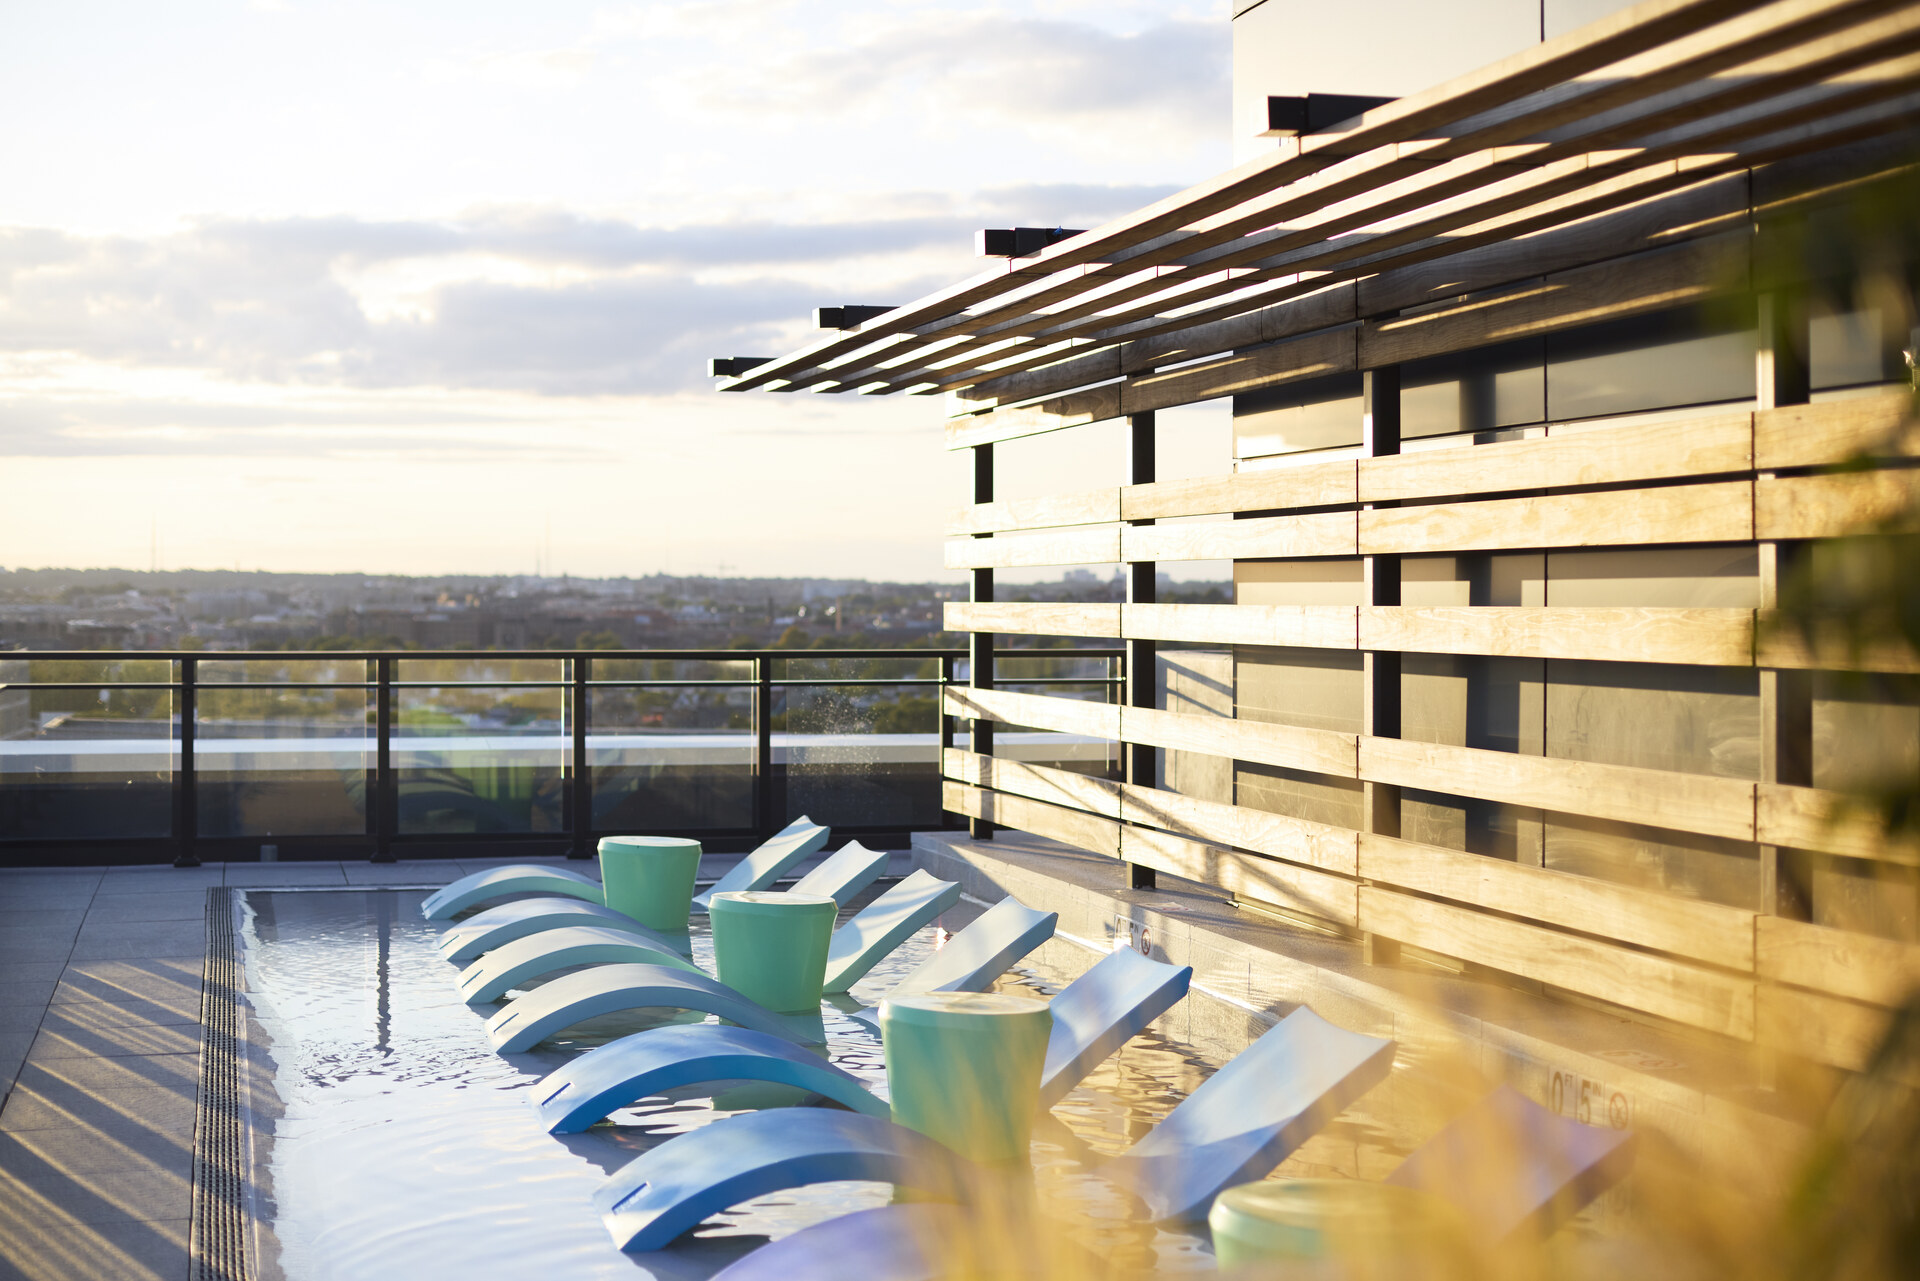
[1358,833,1755,970]
[1756,916,1920,1007]
[946,384,1122,449]
[1360,606,1755,665]
[942,602,1122,639]
[1360,480,1753,554]
[1125,704,1358,779]
[1755,983,1888,1073]
[1122,826,1359,927]
[1754,468,1920,540]
[943,527,1121,570]
[943,687,1120,740]
[946,489,1119,536]
[1358,885,1756,1039]
[1118,781,1359,875]
[1756,783,1920,866]
[1122,512,1356,562]
[1358,736,1757,841]
[1752,392,1916,470]
[1358,412,1753,503]
[1357,233,1746,369]
[942,781,1123,857]
[1754,613,1920,674]
[941,750,1121,818]
[1126,603,1357,649]
[1121,460,1356,521]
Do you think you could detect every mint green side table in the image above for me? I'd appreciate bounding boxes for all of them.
[598,835,702,932]
[709,890,838,1013]
[880,992,1052,1166]
[1207,1179,1466,1270]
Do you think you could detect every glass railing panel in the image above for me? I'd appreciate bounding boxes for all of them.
[0,685,175,839]
[778,683,942,829]
[0,657,172,684]
[993,651,1118,683]
[592,659,754,683]
[774,656,940,682]
[393,685,566,834]
[199,658,371,684]
[394,658,567,685]
[195,687,371,838]
[589,686,752,831]
[989,680,1121,778]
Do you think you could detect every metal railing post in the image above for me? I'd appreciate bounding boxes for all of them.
[373,656,395,862]
[755,656,775,840]
[939,653,958,829]
[172,657,199,868]
[569,655,592,858]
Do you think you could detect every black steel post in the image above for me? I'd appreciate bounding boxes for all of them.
[968,443,995,840]
[172,658,199,868]
[940,652,959,829]
[373,656,395,862]
[1362,365,1402,962]
[1126,411,1157,890]
[755,655,776,841]
[569,655,592,858]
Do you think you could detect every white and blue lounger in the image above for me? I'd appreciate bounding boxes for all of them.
[453,870,960,1005]
[532,944,1189,1133]
[690,817,831,911]
[435,897,690,965]
[784,838,889,906]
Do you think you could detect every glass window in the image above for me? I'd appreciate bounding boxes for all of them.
[1235,646,1363,734]
[1546,307,1755,420]
[1233,372,1364,459]
[1235,558,1365,606]
[1544,659,1759,781]
[1400,338,1545,440]
[1545,546,1759,608]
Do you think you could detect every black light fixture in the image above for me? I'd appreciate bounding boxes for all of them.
[709,357,771,378]
[1262,93,1396,137]
[976,227,1087,258]
[813,306,896,330]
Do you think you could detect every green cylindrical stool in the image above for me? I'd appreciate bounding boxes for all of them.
[1208,1179,1466,1271]
[709,891,838,1013]
[880,992,1052,1166]
[598,835,703,932]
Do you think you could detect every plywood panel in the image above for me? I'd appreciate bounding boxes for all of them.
[944,686,1121,741]
[943,602,1123,639]
[1122,461,1357,520]
[1123,512,1356,562]
[1755,469,1920,541]
[1358,886,1756,1039]
[1360,481,1754,554]
[942,749,1123,818]
[1359,606,1755,665]
[946,489,1120,536]
[1754,614,1920,674]
[1125,704,1358,779]
[1359,413,1753,503]
[1753,393,1916,470]
[943,527,1122,570]
[1123,826,1359,927]
[1756,916,1920,1007]
[1358,833,1755,970]
[942,780,1124,858]
[1118,781,1359,875]
[1359,736,1757,841]
[1755,984,1887,1073]
[946,384,1123,450]
[1126,603,1357,650]
[1756,783,1920,866]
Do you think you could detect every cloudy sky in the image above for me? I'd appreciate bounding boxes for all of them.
[0,0,1232,580]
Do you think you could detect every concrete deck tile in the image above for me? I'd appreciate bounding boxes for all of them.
[29,1017,198,1063]
[0,1007,47,1036]
[16,1055,197,1097]
[0,1084,197,1138]
[341,860,463,885]
[0,1208,187,1281]
[0,1120,194,1177]
[67,924,206,964]
[0,984,59,1015]
[0,911,87,934]
[0,1163,192,1226]
[77,894,207,925]
[96,868,220,894]
[0,1032,33,1089]
[51,960,202,1015]
[221,863,348,887]
[0,888,99,910]
[0,940,80,966]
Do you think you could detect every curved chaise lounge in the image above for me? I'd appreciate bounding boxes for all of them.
[458,869,961,1008]
[436,897,690,965]
[690,817,831,911]
[455,925,703,1004]
[485,963,816,1052]
[785,838,888,906]
[593,1109,970,1253]
[708,1204,964,1281]
[533,943,1188,1134]
[420,864,602,921]
[843,894,1060,1027]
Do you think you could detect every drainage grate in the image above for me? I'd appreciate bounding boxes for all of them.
[190,886,251,1281]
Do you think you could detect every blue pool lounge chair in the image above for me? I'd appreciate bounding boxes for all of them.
[532,945,1189,1133]
[844,896,1059,1028]
[1101,1005,1395,1221]
[691,818,831,911]
[455,925,703,1004]
[420,864,601,921]
[594,1109,969,1253]
[486,964,813,1052]
[1385,1084,1637,1240]
[786,839,888,906]
[707,1205,966,1281]
[458,870,961,1007]
[435,897,689,965]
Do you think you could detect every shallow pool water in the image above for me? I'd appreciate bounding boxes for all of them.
[238,888,1234,1281]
